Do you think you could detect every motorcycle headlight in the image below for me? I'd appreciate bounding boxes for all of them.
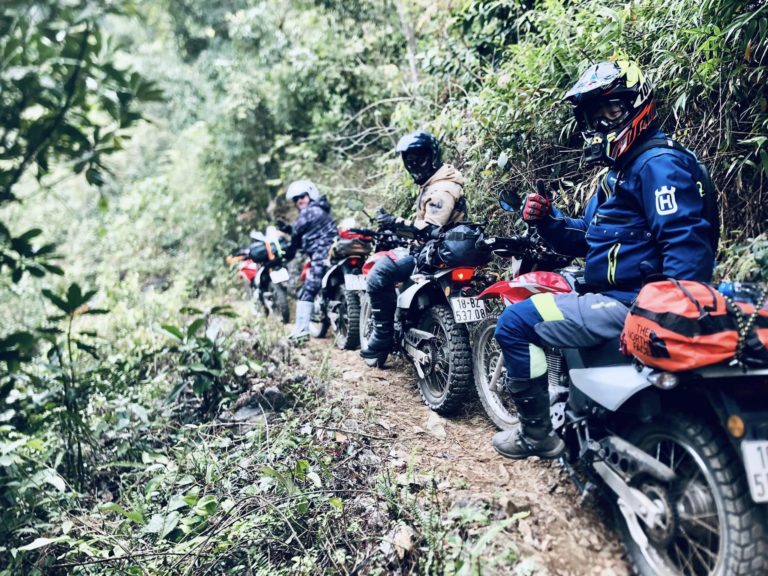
[647,371,679,390]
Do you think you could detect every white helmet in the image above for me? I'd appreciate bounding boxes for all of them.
[285,180,319,202]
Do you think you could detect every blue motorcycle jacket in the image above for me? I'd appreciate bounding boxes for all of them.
[287,196,338,262]
[535,129,714,302]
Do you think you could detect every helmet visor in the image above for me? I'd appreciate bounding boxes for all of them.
[580,99,629,133]
[402,150,435,183]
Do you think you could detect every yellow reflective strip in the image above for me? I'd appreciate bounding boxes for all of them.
[529,344,547,378]
[531,293,564,322]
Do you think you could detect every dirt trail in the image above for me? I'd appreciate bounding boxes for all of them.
[302,339,630,576]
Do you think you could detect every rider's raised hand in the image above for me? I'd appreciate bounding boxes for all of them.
[522,179,552,222]
[276,219,292,235]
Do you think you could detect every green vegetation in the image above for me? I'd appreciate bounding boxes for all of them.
[1,0,766,574]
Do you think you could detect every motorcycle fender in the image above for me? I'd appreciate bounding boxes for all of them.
[569,365,654,412]
[255,266,267,290]
[321,261,344,289]
[397,270,451,309]
[478,272,572,305]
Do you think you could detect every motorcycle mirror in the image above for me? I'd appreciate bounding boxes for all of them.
[498,189,520,213]
[347,197,365,212]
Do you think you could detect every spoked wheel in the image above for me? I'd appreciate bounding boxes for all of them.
[618,414,765,576]
[359,292,384,367]
[333,288,361,350]
[309,292,330,338]
[415,305,474,415]
[472,317,518,430]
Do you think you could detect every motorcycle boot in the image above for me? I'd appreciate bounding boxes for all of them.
[492,375,565,460]
[359,291,396,362]
[288,300,314,343]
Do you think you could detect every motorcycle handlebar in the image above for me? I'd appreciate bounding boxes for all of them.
[479,235,536,255]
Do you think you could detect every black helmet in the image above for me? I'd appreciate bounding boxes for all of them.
[564,60,657,166]
[396,130,442,185]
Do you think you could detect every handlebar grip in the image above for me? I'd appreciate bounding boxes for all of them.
[535,178,552,201]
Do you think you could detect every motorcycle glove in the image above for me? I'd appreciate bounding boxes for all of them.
[276,219,293,235]
[522,193,551,222]
[375,209,398,231]
[522,179,553,222]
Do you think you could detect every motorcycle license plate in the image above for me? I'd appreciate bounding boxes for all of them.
[742,441,768,503]
[344,274,367,291]
[451,297,486,323]
[269,268,290,284]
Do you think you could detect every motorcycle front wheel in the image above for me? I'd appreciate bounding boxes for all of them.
[333,287,361,350]
[415,304,474,415]
[618,413,765,576]
[358,292,384,367]
[273,283,291,324]
[471,317,518,430]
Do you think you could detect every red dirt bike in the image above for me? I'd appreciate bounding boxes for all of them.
[307,229,374,349]
[229,230,292,323]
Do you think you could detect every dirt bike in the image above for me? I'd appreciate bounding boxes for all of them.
[233,229,292,323]
[484,194,768,575]
[358,224,499,415]
[308,229,374,349]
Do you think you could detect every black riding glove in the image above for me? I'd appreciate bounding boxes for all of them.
[375,209,397,231]
[276,219,293,235]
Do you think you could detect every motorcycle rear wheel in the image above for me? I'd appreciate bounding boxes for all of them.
[309,292,330,338]
[333,288,361,350]
[415,304,474,415]
[472,317,518,430]
[618,414,765,576]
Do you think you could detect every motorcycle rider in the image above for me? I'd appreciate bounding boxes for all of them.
[360,130,467,363]
[281,180,338,341]
[493,60,716,459]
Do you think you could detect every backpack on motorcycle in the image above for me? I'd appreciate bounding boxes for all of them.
[621,279,740,371]
[417,223,491,270]
[248,237,290,264]
[329,237,373,260]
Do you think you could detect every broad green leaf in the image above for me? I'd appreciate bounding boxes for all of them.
[18,537,55,551]
[179,307,203,315]
[41,289,70,312]
[160,324,184,340]
[186,318,205,338]
[160,511,180,539]
[193,495,218,518]
[234,364,248,376]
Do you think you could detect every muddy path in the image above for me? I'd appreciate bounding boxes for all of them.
[300,339,631,576]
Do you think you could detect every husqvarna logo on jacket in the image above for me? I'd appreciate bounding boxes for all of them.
[655,186,678,215]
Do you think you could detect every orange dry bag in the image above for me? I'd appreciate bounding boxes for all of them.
[622,280,739,371]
